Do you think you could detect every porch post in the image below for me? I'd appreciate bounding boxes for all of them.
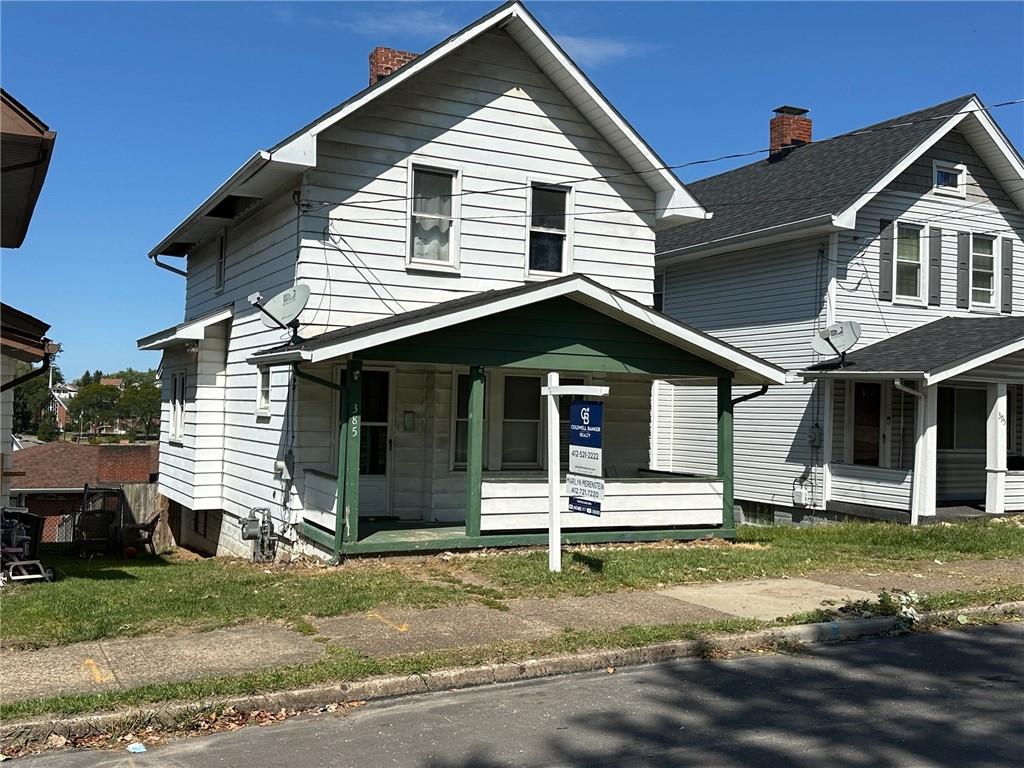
[465,365,485,537]
[343,361,362,543]
[717,376,735,531]
[986,382,1008,516]
[911,383,938,524]
[333,385,348,558]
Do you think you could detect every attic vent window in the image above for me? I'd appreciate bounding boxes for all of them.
[932,160,966,198]
[207,194,261,219]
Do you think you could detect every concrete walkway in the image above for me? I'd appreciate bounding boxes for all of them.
[0,576,889,704]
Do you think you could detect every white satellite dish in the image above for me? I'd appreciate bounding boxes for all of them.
[811,320,862,358]
[257,285,310,330]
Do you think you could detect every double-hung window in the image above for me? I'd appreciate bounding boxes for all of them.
[528,184,570,275]
[453,373,487,469]
[894,223,924,302]
[169,370,186,441]
[937,386,986,450]
[256,367,271,414]
[501,376,542,467]
[409,166,457,268]
[970,234,996,308]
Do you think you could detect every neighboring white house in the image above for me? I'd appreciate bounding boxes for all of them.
[654,96,1024,523]
[137,1,784,557]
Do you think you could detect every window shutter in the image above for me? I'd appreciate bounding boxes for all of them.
[878,220,893,301]
[956,231,971,309]
[928,228,942,306]
[1002,238,1014,313]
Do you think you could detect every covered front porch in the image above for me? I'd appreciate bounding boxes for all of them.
[253,276,784,556]
[805,317,1024,523]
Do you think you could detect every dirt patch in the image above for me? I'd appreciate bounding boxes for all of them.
[809,558,1024,594]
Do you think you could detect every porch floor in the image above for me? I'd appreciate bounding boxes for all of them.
[823,501,995,525]
[332,517,731,555]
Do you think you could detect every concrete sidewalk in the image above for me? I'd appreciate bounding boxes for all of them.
[2,562,1018,705]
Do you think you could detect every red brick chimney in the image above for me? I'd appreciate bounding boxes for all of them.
[369,47,419,87]
[769,106,812,158]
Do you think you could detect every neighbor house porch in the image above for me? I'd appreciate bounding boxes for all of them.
[804,317,1024,523]
[252,276,784,556]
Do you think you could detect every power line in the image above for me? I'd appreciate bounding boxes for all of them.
[296,97,1024,214]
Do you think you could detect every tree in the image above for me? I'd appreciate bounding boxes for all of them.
[11,361,63,434]
[79,370,93,387]
[117,381,162,437]
[36,412,58,442]
[92,369,104,384]
[68,384,120,434]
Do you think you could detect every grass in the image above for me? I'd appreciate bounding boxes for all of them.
[465,520,1024,597]
[0,549,471,650]
[0,617,764,721]
[2,520,1021,651]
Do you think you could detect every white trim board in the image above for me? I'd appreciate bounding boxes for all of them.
[137,306,233,350]
[250,276,787,386]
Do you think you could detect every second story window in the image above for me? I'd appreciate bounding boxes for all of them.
[894,223,923,302]
[169,370,186,441]
[214,233,226,292]
[653,271,665,311]
[409,166,457,268]
[528,184,570,275]
[257,367,271,414]
[971,234,996,308]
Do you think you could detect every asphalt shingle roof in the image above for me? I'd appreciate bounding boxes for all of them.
[805,316,1024,375]
[659,95,977,255]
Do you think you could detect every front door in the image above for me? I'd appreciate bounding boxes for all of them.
[359,369,391,517]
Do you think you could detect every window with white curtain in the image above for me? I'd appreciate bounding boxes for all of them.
[169,370,186,441]
[409,167,457,267]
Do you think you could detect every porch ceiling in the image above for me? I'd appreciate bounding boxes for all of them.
[249,276,786,385]
[802,316,1024,385]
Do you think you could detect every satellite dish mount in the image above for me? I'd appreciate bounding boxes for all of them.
[248,284,311,344]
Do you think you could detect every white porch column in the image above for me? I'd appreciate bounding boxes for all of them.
[910,383,938,524]
[986,382,1008,516]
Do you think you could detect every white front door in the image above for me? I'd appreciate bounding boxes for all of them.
[359,369,392,517]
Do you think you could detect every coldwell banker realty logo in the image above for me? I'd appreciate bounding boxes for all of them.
[567,400,604,516]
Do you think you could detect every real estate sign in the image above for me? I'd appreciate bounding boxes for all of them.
[567,400,603,516]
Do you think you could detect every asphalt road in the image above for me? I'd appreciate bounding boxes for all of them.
[25,623,1024,768]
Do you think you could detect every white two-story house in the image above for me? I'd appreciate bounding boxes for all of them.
[654,96,1024,524]
[137,2,783,558]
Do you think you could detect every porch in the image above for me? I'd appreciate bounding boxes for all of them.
[804,317,1024,523]
[252,276,784,557]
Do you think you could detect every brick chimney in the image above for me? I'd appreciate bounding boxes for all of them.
[369,47,419,86]
[769,106,812,158]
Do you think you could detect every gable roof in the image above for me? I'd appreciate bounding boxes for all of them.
[658,94,1024,263]
[1,89,57,249]
[150,1,704,259]
[802,316,1024,385]
[250,275,786,386]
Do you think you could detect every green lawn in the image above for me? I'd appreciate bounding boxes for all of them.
[0,550,469,650]
[465,519,1024,597]
[2,520,1021,651]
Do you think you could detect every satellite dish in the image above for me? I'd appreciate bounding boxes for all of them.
[811,320,862,358]
[259,285,310,330]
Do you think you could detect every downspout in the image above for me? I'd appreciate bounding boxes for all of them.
[292,363,346,563]
[149,254,188,277]
[1,344,54,392]
[731,384,768,407]
[894,379,925,526]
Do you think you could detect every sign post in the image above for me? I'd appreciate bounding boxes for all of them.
[541,374,609,573]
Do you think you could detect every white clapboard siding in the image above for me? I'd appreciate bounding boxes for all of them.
[830,464,914,509]
[480,477,723,530]
[294,26,657,340]
[1007,473,1024,511]
[658,236,830,509]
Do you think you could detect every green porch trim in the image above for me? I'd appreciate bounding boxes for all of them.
[352,298,729,377]
[342,361,362,544]
[717,376,735,531]
[299,521,336,551]
[465,365,485,537]
[338,527,736,555]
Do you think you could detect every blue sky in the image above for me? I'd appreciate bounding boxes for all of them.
[2,1,1022,380]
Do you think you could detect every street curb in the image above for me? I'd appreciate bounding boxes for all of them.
[3,600,1022,746]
